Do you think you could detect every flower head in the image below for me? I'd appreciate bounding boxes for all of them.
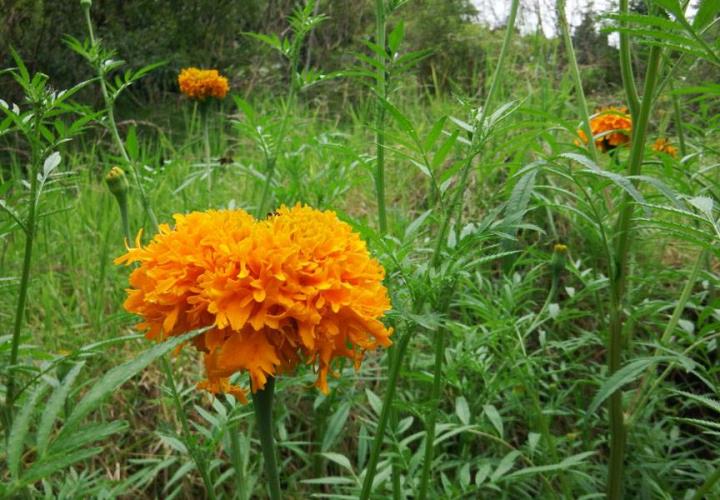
[178,67,229,100]
[115,205,393,402]
[576,106,633,153]
[652,138,678,158]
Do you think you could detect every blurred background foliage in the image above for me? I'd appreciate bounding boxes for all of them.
[1,0,642,104]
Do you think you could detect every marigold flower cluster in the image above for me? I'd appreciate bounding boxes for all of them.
[115,205,393,402]
[178,67,229,100]
[576,106,633,153]
[652,138,678,158]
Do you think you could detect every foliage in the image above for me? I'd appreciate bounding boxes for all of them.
[1,0,720,498]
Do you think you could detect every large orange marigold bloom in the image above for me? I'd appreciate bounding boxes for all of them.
[576,106,633,153]
[178,67,229,100]
[115,206,392,402]
[652,138,678,158]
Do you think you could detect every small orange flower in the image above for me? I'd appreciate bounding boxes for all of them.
[178,67,229,100]
[115,205,393,402]
[576,106,633,153]
[652,138,678,158]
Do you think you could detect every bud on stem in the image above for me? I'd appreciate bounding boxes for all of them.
[105,166,131,243]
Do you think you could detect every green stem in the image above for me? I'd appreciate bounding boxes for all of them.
[670,82,687,157]
[692,464,720,500]
[374,0,388,235]
[5,110,43,438]
[619,0,640,118]
[432,0,519,267]
[118,195,131,244]
[359,326,412,500]
[606,43,663,500]
[83,3,158,228]
[203,104,213,194]
[160,357,217,499]
[557,0,599,164]
[252,377,282,500]
[228,409,248,500]
[257,91,295,218]
[417,326,446,500]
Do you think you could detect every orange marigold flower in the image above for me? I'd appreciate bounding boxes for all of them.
[115,205,393,402]
[652,138,678,158]
[178,67,229,100]
[576,106,633,153]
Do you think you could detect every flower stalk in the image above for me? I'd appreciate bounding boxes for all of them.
[607,42,663,499]
[82,0,158,228]
[252,377,282,500]
[374,0,388,234]
[202,103,213,193]
[5,108,43,436]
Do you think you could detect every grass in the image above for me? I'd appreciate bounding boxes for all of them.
[2,1,720,498]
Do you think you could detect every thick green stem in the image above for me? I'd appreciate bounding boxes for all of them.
[252,377,282,500]
[160,357,216,499]
[374,0,388,234]
[359,326,412,500]
[606,43,663,500]
[417,326,446,500]
[83,3,157,228]
[5,111,43,437]
[619,0,640,118]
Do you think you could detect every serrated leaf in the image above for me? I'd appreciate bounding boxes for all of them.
[59,329,204,437]
[503,451,596,480]
[588,356,674,417]
[20,447,104,485]
[8,382,49,479]
[36,361,85,457]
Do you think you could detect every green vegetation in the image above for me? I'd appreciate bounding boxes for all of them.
[1,0,720,498]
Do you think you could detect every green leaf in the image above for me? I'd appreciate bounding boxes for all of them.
[455,396,470,425]
[60,329,204,437]
[36,361,85,457]
[20,447,104,485]
[693,0,720,30]
[484,404,503,437]
[504,169,537,225]
[8,382,49,479]
[387,21,405,55]
[322,402,351,452]
[404,209,433,240]
[503,451,596,480]
[366,388,383,417]
[490,450,520,482]
[588,356,674,417]
[126,125,138,160]
[49,420,128,456]
[321,452,355,476]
